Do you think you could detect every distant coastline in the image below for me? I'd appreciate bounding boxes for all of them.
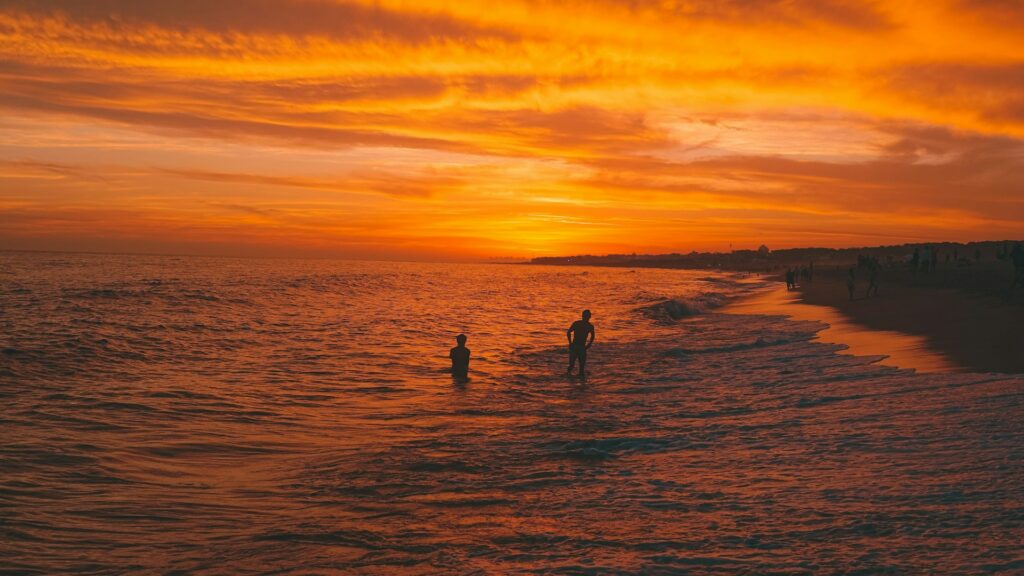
[525,240,1022,273]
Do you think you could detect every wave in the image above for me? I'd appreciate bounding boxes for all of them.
[59,284,228,304]
[664,333,815,355]
[637,292,729,321]
[696,275,740,284]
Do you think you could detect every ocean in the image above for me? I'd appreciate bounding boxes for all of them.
[2,251,1022,574]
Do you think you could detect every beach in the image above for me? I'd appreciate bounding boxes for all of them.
[791,264,1024,374]
[724,286,961,374]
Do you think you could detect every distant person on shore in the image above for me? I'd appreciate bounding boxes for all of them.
[1011,243,1024,295]
[847,267,856,301]
[785,268,795,290]
[866,262,879,298]
[449,334,470,381]
[567,309,595,378]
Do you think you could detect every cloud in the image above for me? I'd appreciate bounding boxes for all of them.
[631,0,893,30]
[158,167,462,198]
[0,61,609,156]
[0,159,109,180]
[577,120,1024,225]
[952,0,1024,25]
[0,0,519,45]
[0,85,468,152]
[883,62,1024,125]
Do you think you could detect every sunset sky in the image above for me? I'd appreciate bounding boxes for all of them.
[1,0,1022,259]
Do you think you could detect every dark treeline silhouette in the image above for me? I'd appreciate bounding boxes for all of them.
[528,240,1021,273]
[529,240,1024,303]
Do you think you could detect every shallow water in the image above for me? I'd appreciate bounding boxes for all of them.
[725,286,962,374]
[2,252,1022,574]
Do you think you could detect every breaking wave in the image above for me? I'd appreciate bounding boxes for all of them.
[638,292,731,321]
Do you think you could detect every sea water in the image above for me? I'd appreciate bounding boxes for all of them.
[1,252,1021,574]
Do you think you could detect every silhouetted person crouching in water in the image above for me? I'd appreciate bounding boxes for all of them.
[567,309,595,378]
[450,334,470,381]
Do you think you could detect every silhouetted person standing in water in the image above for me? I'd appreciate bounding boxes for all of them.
[567,310,595,378]
[450,334,470,381]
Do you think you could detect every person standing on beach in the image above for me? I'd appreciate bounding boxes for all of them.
[449,334,470,381]
[847,267,856,301]
[1010,243,1024,295]
[567,310,595,378]
[866,261,879,298]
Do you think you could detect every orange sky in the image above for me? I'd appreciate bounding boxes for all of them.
[1,0,1022,259]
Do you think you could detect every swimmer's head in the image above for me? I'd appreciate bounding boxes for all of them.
[456,334,467,345]
[582,309,591,320]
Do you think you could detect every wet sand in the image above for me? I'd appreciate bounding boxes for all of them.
[732,274,1024,374]
[725,285,961,373]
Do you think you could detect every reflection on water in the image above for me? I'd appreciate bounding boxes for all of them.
[1,252,1022,574]
[726,286,961,373]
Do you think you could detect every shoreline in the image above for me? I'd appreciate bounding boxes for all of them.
[727,273,1023,374]
[724,285,961,373]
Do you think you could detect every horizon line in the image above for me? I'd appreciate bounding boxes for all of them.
[4,239,1021,266]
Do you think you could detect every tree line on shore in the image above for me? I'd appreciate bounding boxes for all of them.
[528,240,1021,272]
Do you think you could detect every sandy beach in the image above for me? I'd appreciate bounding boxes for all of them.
[788,264,1023,374]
